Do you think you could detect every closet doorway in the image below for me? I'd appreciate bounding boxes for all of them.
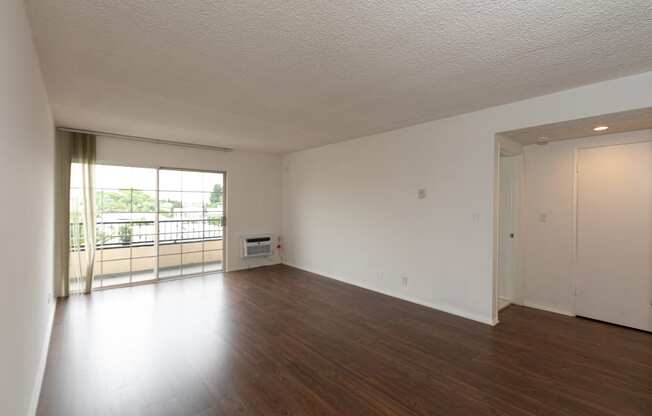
[575,141,652,332]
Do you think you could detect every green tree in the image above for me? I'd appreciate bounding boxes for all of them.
[207,214,222,227]
[118,224,133,245]
[96,229,110,245]
[209,184,222,207]
[99,189,157,213]
[131,190,157,212]
[159,198,181,218]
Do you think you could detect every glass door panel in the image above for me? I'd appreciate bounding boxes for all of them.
[158,254,182,278]
[158,168,225,279]
[86,164,158,288]
[70,164,225,291]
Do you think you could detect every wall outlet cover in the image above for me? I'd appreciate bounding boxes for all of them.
[401,275,408,287]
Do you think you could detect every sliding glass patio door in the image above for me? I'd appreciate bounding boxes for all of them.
[70,164,225,289]
[158,168,224,278]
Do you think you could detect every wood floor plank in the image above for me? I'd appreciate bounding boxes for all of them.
[37,265,652,416]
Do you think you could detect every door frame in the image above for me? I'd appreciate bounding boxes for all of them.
[492,138,524,324]
[93,165,227,291]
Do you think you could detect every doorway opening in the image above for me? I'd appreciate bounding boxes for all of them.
[497,151,523,316]
[494,107,652,330]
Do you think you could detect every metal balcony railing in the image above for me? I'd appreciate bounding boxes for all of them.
[70,219,224,250]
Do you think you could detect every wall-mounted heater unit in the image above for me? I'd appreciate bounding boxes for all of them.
[242,234,273,258]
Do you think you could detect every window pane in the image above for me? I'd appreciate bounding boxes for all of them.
[182,191,204,211]
[182,251,203,275]
[202,172,223,193]
[159,192,182,214]
[204,240,222,251]
[132,244,155,258]
[100,189,132,213]
[159,213,181,243]
[100,259,131,286]
[159,254,181,278]
[206,187,223,211]
[182,170,204,192]
[131,257,155,282]
[130,214,155,246]
[204,251,223,272]
[159,241,180,255]
[132,190,157,213]
[131,167,157,191]
[159,169,182,191]
[182,241,203,253]
[101,246,131,261]
[96,165,133,190]
[182,226,202,241]
[182,210,203,222]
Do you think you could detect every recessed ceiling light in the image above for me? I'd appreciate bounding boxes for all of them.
[593,125,609,131]
[537,136,549,144]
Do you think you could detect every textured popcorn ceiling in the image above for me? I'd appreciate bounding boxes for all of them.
[26,0,652,153]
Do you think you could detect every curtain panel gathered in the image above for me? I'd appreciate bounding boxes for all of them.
[55,132,97,296]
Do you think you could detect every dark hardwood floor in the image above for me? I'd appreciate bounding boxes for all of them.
[38,265,652,416]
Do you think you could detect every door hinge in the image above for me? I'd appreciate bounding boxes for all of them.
[222,216,226,227]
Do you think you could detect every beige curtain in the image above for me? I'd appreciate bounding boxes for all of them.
[56,132,97,295]
[54,132,71,296]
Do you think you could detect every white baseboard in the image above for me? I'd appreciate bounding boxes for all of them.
[523,300,575,317]
[28,300,56,416]
[498,297,512,311]
[283,262,496,326]
[228,257,281,272]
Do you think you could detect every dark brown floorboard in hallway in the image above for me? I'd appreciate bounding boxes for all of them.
[37,265,652,415]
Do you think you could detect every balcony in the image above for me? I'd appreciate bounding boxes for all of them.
[70,219,224,289]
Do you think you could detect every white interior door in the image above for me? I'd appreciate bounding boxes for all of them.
[498,155,521,307]
[576,141,652,332]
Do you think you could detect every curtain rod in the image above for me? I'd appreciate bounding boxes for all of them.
[56,127,234,152]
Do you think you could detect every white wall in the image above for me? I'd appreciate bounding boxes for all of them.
[521,129,652,316]
[95,138,282,276]
[281,72,652,325]
[0,1,55,415]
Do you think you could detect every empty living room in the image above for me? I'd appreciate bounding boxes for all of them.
[2,1,652,415]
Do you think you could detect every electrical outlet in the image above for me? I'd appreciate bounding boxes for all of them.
[378,271,384,281]
[401,275,408,288]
